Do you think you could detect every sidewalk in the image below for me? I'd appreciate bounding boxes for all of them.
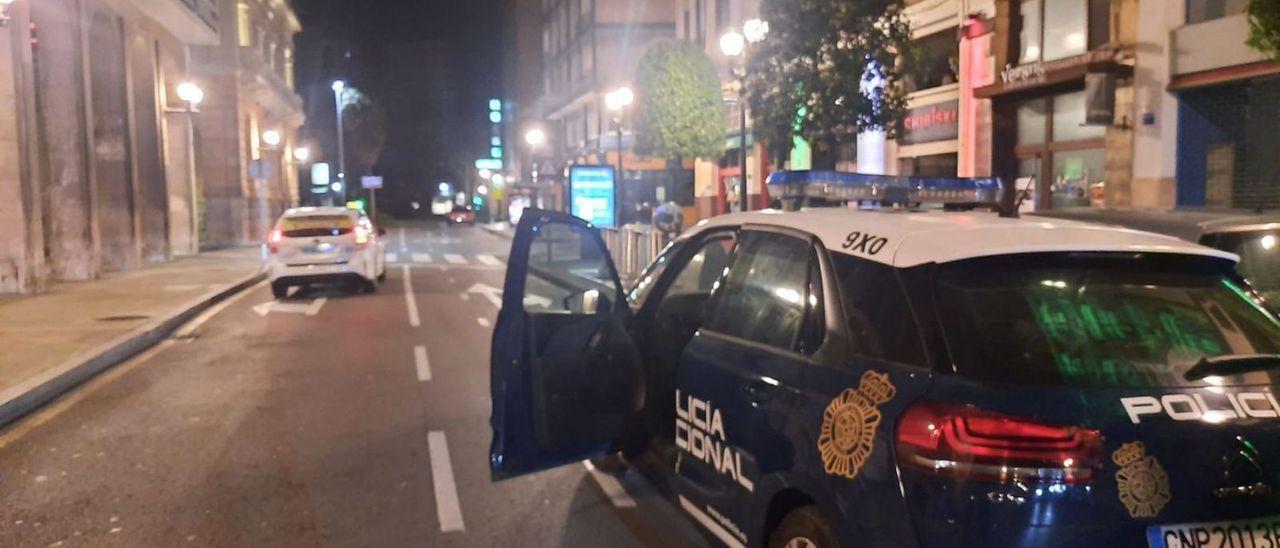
[0,247,265,425]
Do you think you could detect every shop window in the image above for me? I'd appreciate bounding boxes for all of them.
[1051,90,1106,141]
[1017,0,1093,64]
[1017,98,1048,146]
[1050,148,1105,208]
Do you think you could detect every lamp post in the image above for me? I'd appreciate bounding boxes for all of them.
[331,80,348,206]
[175,82,204,253]
[721,19,768,214]
[604,86,633,225]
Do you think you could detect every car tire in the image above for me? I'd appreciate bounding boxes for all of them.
[271,282,289,299]
[364,280,377,294]
[378,268,387,283]
[769,506,839,548]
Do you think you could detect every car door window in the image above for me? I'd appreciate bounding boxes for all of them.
[830,253,927,366]
[705,231,820,353]
[667,235,736,298]
[525,221,619,314]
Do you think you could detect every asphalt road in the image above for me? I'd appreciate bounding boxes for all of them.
[0,222,708,548]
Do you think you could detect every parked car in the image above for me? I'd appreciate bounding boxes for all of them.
[488,172,1280,548]
[1199,217,1280,303]
[265,207,387,299]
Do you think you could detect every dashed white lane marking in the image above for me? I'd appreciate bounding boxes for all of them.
[403,266,421,327]
[412,253,433,264]
[583,460,637,508]
[414,346,432,381]
[385,252,399,263]
[428,432,466,533]
[476,254,502,266]
[399,228,408,253]
[477,317,491,328]
[444,254,467,265]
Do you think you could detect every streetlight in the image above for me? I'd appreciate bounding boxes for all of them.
[605,86,634,224]
[721,20,767,214]
[292,146,311,163]
[262,129,282,147]
[331,80,348,205]
[478,168,493,180]
[524,128,546,185]
[175,81,205,253]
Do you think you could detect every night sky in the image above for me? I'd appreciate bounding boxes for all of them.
[291,0,503,212]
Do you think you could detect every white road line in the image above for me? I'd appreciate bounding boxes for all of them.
[477,317,491,328]
[385,252,399,263]
[583,460,637,508]
[428,431,466,533]
[173,280,267,338]
[399,227,408,253]
[412,253,433,263]
[414,346,432,381]
[444,254,466,265]
[476,254,502,266]
[403,265,421,327]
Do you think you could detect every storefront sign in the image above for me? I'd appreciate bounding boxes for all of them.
[568,166,617,229]
[900,100,960,145]
[1085,73,1116,126]
[1001,62,1047,87]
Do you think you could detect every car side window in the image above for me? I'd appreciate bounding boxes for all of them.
[705,231,822,354]
[666,234,736,298]
[830,253,928,367]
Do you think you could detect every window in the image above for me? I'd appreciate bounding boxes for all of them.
[830,254,926,366]
[237,2,252,47]
[705,232,823,353]
[1187,0,1248,24]
[668,235,736,297]
[715,0,729,30]
[935,253,1280,387]
[1018,0,1094,64]
[524,221,618,314]
[904,31,959,92]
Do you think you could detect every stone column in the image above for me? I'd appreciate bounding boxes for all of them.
[0,3,46,293]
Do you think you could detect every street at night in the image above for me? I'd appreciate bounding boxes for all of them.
[0,224,706,548]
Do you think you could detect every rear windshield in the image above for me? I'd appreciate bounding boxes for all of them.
[1206,229,1280,301]
[280,215,354,237]
[935,253,1280,387]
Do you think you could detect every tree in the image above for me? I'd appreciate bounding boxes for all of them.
[744,0,913,156]
[635,40,726,159]
[1248,0,1280,62]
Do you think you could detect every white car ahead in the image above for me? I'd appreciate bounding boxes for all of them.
[265,207,387,299]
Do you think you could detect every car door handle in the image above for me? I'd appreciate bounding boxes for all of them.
[742,381,775,404]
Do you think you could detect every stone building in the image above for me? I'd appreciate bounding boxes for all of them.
[0,0,303,294]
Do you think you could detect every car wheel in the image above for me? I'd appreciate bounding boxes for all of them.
[769,506,839,548]
[271,281,289,299]
[378,268,387,283]
[364,279,378,294]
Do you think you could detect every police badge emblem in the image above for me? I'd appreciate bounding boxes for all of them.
[817,370,896,479]
[1113,441,1171,518]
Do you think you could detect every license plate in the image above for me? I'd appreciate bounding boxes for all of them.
[1149,516,1280,547]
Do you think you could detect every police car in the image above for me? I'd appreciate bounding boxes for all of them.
[488,171,1280,548]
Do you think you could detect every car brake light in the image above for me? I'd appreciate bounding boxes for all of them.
[268,229,283,253]
[895,403,1102,484]
[355,224,371,246]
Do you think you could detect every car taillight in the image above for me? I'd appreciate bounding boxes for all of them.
[355,224,371,246]
[895,403,1101,484]
[268,229,283,253]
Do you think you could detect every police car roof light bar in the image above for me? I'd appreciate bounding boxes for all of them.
[766,170,1003,210]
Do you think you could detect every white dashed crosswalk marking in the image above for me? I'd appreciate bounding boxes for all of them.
[385,253,399,263]
[476,254,502,266]
[412,253,433,263]
[444,254,467,265]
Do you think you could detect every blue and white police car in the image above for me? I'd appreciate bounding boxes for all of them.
[488,171,1280,548]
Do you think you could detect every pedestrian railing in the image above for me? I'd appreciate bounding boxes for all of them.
[600,224,672,284]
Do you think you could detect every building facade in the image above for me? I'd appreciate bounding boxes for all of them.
[516,0,678,222]
[0,0,303,294]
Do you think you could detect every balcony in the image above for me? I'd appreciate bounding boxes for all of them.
[128,0,220,45]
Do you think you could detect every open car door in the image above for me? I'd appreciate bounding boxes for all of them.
[489,209,643,481]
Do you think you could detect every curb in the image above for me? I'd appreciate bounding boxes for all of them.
[0,270,267,428]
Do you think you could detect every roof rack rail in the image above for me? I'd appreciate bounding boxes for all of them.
[766,170,1004,211]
